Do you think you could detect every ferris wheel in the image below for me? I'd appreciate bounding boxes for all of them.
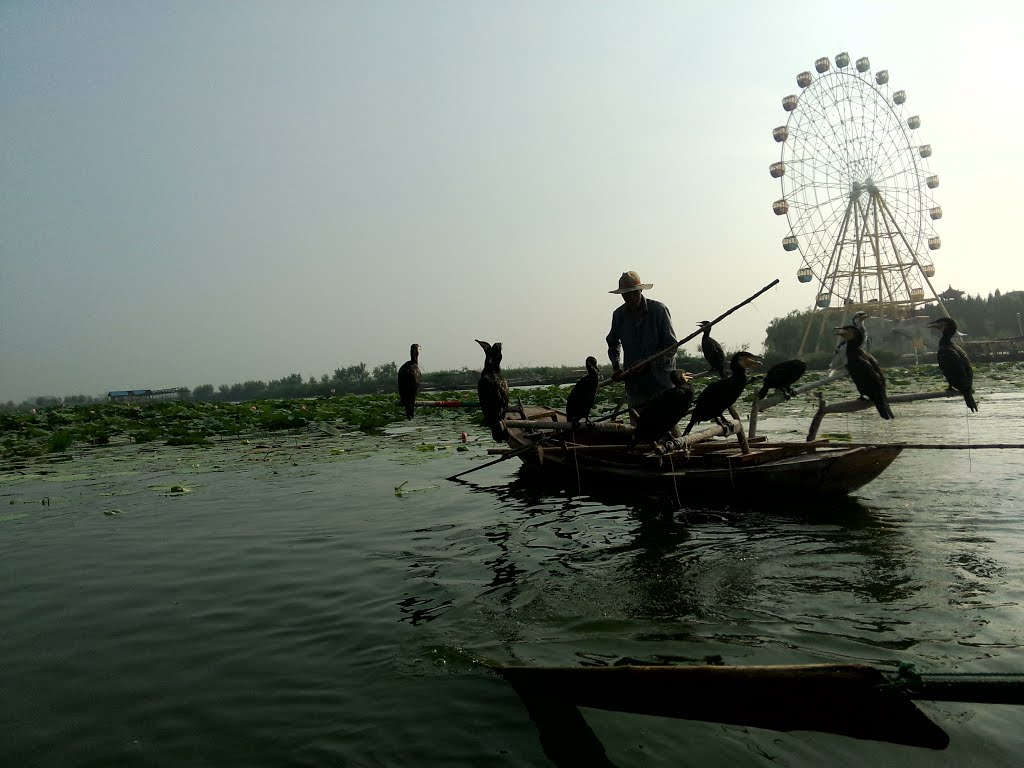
[770,53,948,332]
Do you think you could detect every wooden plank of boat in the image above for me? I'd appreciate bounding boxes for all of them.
[700,446,787,467]
[498,663,951,750]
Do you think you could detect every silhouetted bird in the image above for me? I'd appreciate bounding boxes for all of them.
[476,339,510,442]
[697,320,727,378]
[397,343,421,420]
[631,370,694,448]
[834,324,894,420]
[683,351,762,435]
[757,359,807,401]
[927,317,978,412]
[831,311,870,370]
[566,356,600,428]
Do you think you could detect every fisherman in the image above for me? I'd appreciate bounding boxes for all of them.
[606,271,679,411]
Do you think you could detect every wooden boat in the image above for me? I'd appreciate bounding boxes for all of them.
[488,405,903,498]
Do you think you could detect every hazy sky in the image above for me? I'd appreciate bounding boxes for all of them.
[3,2,1022,402]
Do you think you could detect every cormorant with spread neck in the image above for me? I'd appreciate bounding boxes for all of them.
[476,339,510,441]
[927,317,978,411]
[757,359,807,401]
[566,356,600,428]
[834,324,894,420]
[683,351,762,435]
[697,320,727,378]
[397,343,421,420]
[831,311,870,370]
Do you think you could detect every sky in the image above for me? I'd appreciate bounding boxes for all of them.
[3,1,1023,402]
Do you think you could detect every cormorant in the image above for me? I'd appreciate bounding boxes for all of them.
[697,321,727,378]
[927,317,978,411]
[397,343,421,420]
[831,311,870,370]
[566,356,600,428]
[631,370,694,448]
[757,358,807,401]
[683,351,762,435]
[834,324,894,420]
[476,339,510,442]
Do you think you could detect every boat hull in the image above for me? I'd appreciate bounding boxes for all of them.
[502,407,901,498]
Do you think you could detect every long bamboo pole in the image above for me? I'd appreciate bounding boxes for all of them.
[600,278,780,388]
[836,443,1024,450]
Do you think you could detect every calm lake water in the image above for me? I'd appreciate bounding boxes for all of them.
[3,382,1024,767]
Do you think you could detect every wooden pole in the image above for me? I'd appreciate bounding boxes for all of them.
[500,419,634,434]
[749,369,850,438]
[601,278,780,388]
[445,440,539,481]
[498,663,952,750]
[835,442,1024,450]
[806,389,964,441]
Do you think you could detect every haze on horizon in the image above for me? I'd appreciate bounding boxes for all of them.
[3,2,1022,403]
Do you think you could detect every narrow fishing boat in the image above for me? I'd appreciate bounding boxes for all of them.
[484,404,902,498]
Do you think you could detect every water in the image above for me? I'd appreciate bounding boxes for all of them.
[2,390,1024,767]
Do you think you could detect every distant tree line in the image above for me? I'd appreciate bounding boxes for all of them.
[4,290,1019,412]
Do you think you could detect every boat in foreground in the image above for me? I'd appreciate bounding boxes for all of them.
[489,405,902,498]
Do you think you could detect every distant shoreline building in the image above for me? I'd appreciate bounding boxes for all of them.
[107,387,187,404]
[938,285,965,301]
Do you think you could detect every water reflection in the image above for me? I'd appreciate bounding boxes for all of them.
[402,420,1023,670]
[443,467,926,636]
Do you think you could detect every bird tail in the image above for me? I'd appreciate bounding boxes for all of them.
[963,391,979,412]
[756,384,768,401]
[404,404,415,420]
[876,399,895,420]
[489,421,507,442]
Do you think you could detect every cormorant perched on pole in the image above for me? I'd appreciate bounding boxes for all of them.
[834,324,894,420]
[631,370,694,449]
[697,321,727,378]
[757,359,807,401]
[566,356,600,428]
[683,351,762,435]
[831,311,870,370]
[927,317,978,412]
[476,339,510,442]
[397,344,421,420]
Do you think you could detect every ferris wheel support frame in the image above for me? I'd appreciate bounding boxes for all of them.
[797,188,952,357]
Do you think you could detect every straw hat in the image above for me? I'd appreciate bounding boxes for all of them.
[609,271,653,294]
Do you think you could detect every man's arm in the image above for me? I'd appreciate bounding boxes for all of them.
[606,310,622,377]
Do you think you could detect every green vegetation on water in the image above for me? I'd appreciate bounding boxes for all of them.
[3,361,1021,463]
